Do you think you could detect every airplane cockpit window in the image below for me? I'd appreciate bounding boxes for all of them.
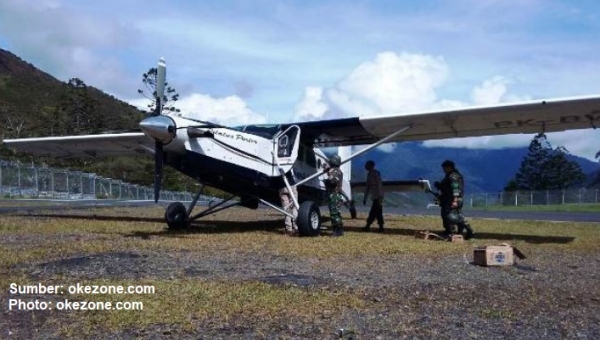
[232,124,281,139]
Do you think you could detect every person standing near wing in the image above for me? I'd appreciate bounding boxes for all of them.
[324,155,345,237]
[362,160,385,232]
[438,160,474,240]
[278,170,299,236]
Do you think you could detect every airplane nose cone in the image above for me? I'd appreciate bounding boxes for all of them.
[139,116,176,143]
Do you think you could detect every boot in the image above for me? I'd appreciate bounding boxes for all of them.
[464,223,474,240]
[332,225,344,237]
[378,224,384,233]
[362,224,371,232]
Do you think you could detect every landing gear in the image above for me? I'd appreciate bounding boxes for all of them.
[165,202,189,230]
[163,183,259,230]
[297,201,321,237]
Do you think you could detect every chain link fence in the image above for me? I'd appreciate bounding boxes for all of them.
[0,160,193,201]
[468,189,600,207]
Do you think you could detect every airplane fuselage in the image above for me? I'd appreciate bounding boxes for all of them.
[141,114,344,207]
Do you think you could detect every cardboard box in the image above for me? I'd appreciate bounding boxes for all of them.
[449,234,464,243]
[473,244,514,266]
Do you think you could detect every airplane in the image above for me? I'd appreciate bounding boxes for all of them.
[3,58,600,236]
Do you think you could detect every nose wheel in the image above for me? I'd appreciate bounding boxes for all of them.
[165,202,189,230]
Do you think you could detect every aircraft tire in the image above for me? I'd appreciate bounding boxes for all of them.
[165,202,189,230]
[297,201,321,237]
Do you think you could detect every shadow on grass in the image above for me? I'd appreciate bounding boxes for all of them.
[14,213,575,244]
[15,212,292,236]
[342,225,576,244]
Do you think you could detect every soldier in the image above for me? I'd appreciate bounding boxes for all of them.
[362,160,385,232]
[324,154,344,237]
[438,160,474,240]
[278,170,298,236]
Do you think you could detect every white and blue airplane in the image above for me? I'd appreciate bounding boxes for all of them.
[4,58,600,235]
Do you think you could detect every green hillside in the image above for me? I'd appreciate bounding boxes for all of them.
[0,49,194,192]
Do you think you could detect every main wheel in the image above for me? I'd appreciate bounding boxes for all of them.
[165,202,189,230]
[297,201,321,237]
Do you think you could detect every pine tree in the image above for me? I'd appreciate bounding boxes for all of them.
[510,133,585,190]
[137,67,180,115]
[546,146,586,189]
[514,133,553,190]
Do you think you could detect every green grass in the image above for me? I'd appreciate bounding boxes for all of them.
[471,203,600,213]
[1,206,599,336]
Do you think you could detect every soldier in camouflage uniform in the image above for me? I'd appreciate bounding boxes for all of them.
[438,160,474,240]
[324,154,344,237]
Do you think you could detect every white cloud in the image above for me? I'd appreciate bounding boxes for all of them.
[129,93,267,127]
[293,52,448,121]
[470,76,531,105]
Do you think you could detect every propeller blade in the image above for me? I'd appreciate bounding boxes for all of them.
[154,141,164,203]
[153,58,166,116]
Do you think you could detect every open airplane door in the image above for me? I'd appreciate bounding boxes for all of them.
[273,125,301,173]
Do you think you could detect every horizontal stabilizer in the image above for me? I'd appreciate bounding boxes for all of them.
[351,179,432,192]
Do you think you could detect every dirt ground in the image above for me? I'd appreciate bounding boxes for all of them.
[1,207,600,339]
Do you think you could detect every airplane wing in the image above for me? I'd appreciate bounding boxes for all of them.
[351,179,432,192]
[1,133,153,158]
[293,95,600,147]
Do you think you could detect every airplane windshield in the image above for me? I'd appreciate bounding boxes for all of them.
[232,124,281,139]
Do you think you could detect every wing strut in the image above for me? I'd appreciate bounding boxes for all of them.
[295,124,413,187]
[272,151,300,210]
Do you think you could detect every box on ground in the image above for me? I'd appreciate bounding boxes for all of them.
[473,244,515,266]
[415,231,463,242]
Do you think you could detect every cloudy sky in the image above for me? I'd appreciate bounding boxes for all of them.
[1,0,599,160]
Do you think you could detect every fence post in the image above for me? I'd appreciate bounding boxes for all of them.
[50,170,54,197]
[35,167,39,197]
[470,194,473,207]
[596,189,598,204]
[515,192,518,206]
[18,164,22,197]
[530,191,533,205]
[0,162,3,194]
[66,171,70,198]
[561,190,565,205]
[499,191,503,206]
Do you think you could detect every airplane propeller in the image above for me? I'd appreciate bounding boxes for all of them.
[153,58,166,202]
[138,58,172,203]
[154,140,164,203]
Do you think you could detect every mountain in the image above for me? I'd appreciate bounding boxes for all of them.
[0,48,142,139]
[351,142,599,193]
[0,48,199,192]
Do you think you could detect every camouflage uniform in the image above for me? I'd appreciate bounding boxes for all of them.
[325,156,344,237]
[279,171,298,235]
[439,160,474,240]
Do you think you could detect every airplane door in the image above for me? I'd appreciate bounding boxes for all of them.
[273,125,301,169]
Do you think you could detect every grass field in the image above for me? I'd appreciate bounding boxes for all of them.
[1,206,600,338]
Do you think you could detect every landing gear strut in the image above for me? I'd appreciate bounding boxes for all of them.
[163,184,259,230]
